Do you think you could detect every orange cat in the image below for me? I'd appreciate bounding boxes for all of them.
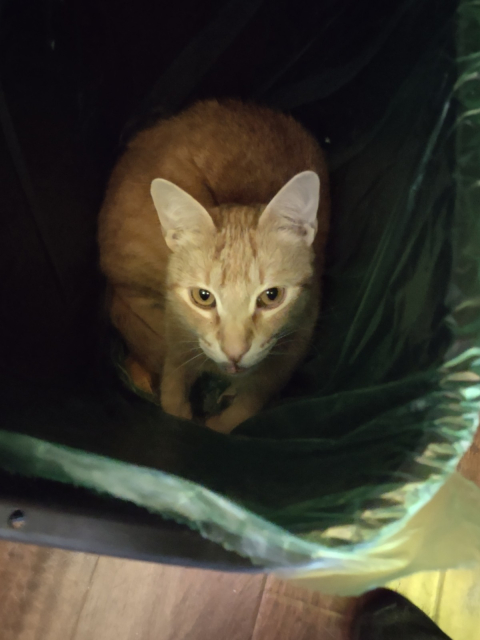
[98,100,330,433]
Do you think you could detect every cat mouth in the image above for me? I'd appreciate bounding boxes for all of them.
[221,362,249,376]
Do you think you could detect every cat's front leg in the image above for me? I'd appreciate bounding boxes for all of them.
[160,356,194,421]
[125,355,155,395]
[205,394,264,434]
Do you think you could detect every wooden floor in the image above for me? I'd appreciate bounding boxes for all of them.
[0,545,356,640]
[0,429,478,640]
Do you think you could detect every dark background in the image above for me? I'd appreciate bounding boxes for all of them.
[0,0,454,383]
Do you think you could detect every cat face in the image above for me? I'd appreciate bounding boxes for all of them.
[151,172,320,375]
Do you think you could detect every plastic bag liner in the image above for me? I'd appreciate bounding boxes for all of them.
[1,0,480,593]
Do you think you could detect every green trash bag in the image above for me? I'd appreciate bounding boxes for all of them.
[1,0,480,592]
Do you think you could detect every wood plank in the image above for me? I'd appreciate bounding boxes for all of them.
[252,575,353,640]
[72,556,266,640]
[0,540,98,640]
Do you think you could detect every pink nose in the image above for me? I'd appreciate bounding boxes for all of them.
[222,344,249,364]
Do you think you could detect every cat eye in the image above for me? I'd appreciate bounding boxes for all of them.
[191,288,216,308]
[257,287,285,309]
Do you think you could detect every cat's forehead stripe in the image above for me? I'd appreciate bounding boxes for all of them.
[216,210,259,286]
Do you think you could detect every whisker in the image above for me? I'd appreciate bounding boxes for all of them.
[176,349,203,362]
[275,330,298,342]
[194,355,210,372]
[179,346,202,356]
[174,351,206,371]
[267,340,297,352]
[282,335,298,342]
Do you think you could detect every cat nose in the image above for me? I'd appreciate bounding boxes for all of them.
[222,342,249,364]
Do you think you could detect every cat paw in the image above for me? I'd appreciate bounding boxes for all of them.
[205,404,256,434]
[205,414,237,434]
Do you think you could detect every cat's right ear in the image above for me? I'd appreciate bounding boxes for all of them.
[151,179,215,250]
[258,171,320,245]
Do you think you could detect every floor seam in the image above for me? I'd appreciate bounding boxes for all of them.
[68,556,100,640]
[250,574,268,640]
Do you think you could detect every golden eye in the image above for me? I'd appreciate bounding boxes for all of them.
[257,287,285,308]
[191,288,216,308]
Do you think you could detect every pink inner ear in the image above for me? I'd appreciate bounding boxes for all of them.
[151,178,216,238]
[276,217,309,236]
[258,171,320,238]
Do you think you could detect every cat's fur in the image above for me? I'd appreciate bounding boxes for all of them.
[98,99,330,433]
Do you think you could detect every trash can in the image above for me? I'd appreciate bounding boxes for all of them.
[1,0,480,591]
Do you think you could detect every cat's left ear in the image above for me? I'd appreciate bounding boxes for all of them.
[151,178,215,250]
[258,171,320,245]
